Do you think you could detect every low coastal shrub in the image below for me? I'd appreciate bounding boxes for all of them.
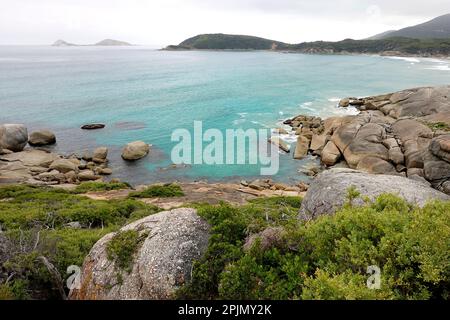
[72,181,131,194]
[106,230,148,273]
[179,194,450,300]
[128,184,184,198]
[0,184,160,300]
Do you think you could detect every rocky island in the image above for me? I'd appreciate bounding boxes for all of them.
[52,39,132,47]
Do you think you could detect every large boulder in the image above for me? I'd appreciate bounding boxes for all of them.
[49,159,78,173]
[121,141,150,161]
[321,141,341,166]
[429,135,450,163]
[269,137,290,153]
[293,136,310,159]
[388,86,450,120]
[69,208,210,300]
[29,130,56,146]
[93,147,108,163]
[299,168,449,220]
[0,124,28,152]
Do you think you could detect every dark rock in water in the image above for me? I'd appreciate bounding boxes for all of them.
[81,124,106,130]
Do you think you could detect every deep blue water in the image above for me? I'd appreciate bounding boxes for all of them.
[1,46,449,185]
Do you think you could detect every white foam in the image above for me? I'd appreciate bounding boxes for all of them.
[328,98,341,102]
[425,65,450,71]
[386,56,421,63]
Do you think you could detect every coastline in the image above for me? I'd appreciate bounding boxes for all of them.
[163,47,450,60]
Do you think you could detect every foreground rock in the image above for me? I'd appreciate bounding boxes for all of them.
[29,130,56,146]
[69,208,210,300]
[299,169,449,220]
[0,124,28,152]
[122,141,150,161]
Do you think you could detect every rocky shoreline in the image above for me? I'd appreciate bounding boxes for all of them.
[0,125,151,186]
[281,85,450,195]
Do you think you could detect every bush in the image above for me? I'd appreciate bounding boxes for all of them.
[128,184,184,198]
[0,184,161,299]
[179,194,450,300]
[72,182,131,194]
[107,230,147,273]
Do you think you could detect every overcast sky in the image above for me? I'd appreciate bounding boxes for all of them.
[0,0,449,46]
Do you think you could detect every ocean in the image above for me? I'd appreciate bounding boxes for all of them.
[1,46,449,185]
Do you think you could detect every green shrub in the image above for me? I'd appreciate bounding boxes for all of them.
[130,184,184,198]
[179,194,450,300]
[107,230,147,272]
[0,189,149,229]
[129,184,184,198]
[72,182,131,194]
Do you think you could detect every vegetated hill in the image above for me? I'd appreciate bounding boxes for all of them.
[292,37,450,56]
[52,39,132,46]
[370,13,450,39]
[167,33,450,56]
[366,30,397,40]
[173,33,290,50]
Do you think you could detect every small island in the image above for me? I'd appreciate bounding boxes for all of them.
[52,39,132,47]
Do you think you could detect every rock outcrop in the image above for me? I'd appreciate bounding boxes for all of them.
[0,124,28,152]
[0,125,113,185]
[29,130,56,146]
[285,86,450,194]
[299,168,449,220]
[69,208,210,300]
[122,141,150,161]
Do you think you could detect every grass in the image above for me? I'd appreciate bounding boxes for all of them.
[425,122,450,132]
[0,184,161,300]
[72,182,131,194]
[128,184,184,198]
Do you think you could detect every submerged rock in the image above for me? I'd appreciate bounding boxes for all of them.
[69,208,210,300]
[269,137,290,153]
[299,168,449,220]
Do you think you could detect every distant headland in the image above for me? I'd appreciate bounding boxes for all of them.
[52,39,132,47]
[164,14,450,57]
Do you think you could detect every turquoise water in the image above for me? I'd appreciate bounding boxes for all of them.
[1,46,449,185]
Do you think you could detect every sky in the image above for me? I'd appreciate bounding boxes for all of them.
[0,0,449,46]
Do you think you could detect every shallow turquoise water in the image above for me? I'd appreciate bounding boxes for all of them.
[1,46,449,184]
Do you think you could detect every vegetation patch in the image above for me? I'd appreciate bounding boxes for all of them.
[129,184,184,198]
[178,193,450,300]
[0,184,160,300]
[425,121,450,132]
[72,181,131,194]
[106,230,148,273]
